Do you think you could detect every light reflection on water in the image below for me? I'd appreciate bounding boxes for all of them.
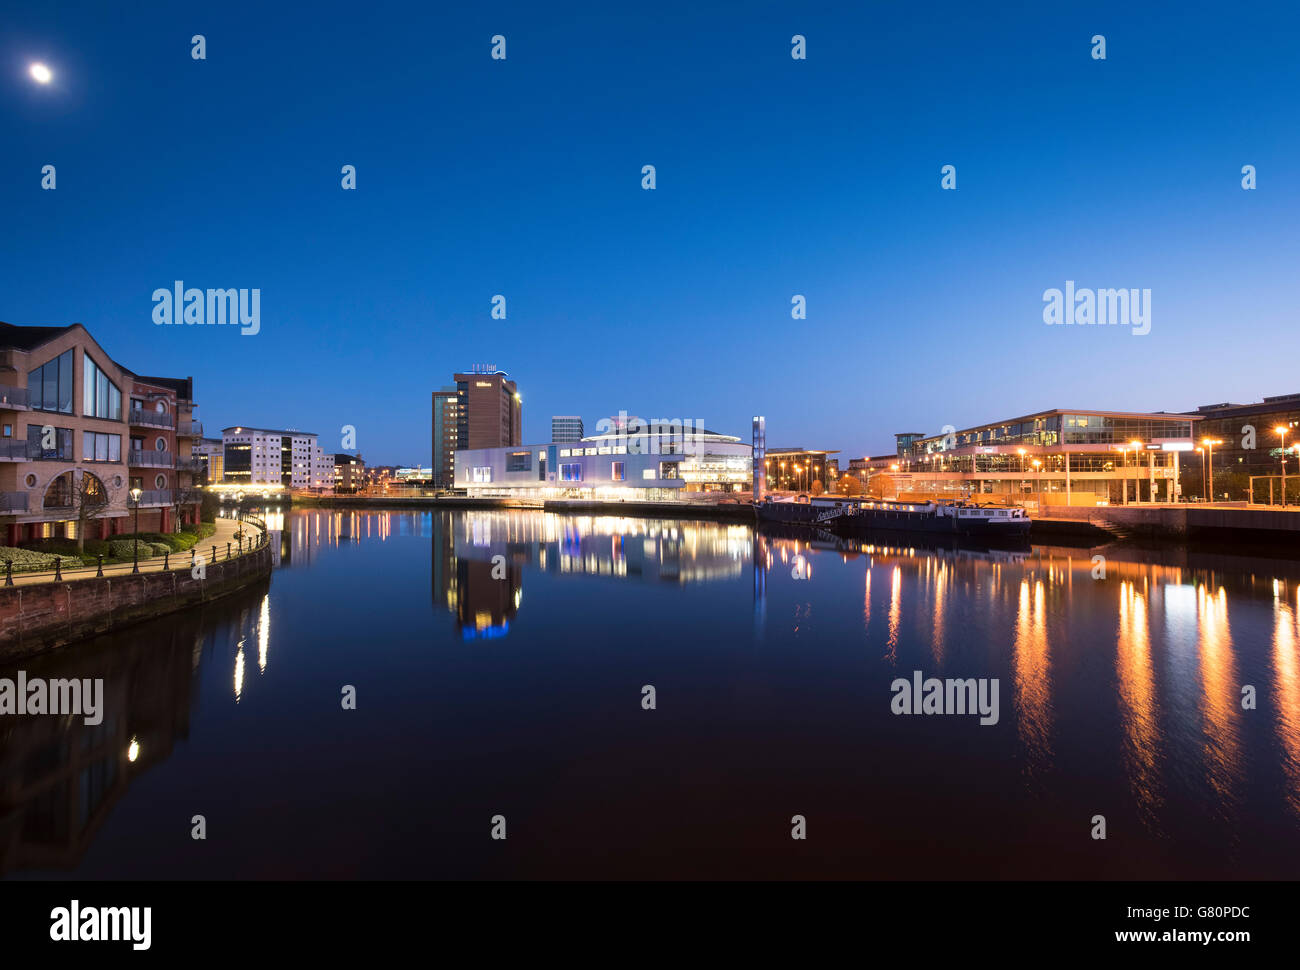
[2,508,1299,879]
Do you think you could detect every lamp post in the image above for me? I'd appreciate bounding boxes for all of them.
[1195,446,1205,501]
[1031,458,1042,510]
[1276,426,1290,507]
[1202,438,1223,503]
[1129,440,1144,503]
[130,487,142,573]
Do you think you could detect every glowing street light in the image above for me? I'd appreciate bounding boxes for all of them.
[1277,426,1290,507]
[1202,438,1224,503]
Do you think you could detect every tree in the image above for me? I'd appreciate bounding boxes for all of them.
[170,483,204,532]
[840,474,863,496]
[810,479,824,496]
[869,474,894,499]
[73,471,109,553]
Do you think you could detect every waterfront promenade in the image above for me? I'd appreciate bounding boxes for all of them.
[5,517,248,587]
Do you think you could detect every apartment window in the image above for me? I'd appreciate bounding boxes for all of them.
[472,466,492,483]
[83,356,122,420]
[83,432,122,462]
[506,451,531,472]
[27,425,73,460]
[611,461,625,481]
[27,349,74,414]
[2,424,10,437]
[561,463,582,482]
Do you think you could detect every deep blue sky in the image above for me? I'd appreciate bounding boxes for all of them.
[2,1,1297,463]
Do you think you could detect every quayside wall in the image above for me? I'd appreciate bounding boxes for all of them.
[0,545,272,661]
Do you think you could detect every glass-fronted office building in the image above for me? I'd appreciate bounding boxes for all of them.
[890,408,1200,507]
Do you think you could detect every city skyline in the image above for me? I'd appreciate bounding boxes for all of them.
[4,2,1298,464]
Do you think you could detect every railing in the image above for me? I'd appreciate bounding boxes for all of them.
[135,489,172,506]
[128,450,174,468]
[0,386,30,409]
[0,492,29,512]
[129,408,175,429]
[0,440,32,461]
[178,420,203,437]
[175,456,203,472]
[3,519,270,586]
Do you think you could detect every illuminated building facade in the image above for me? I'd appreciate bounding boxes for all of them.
[893,408,1200,506]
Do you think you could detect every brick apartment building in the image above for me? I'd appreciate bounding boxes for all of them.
[0,322,203,544]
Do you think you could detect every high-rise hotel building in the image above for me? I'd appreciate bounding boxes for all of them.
[432,370,521,488]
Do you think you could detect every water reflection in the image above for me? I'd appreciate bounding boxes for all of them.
[0,584,268,876]
[5,509,1300,879]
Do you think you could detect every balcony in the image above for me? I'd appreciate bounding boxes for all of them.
[175,456,204,473]
[177,420,203,438]
[0,386,30,410]
[135,489,172,507]
[128,450,175,468]
[129,408,175,430]
[0,492,28,512]
[0,440,32,462]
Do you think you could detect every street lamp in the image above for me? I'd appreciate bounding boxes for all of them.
[1031,458,1042,510]
[1276,426,1290,507]
[1202,438,1223,503]
[130,487,142,573]
[1128,440,1142,503]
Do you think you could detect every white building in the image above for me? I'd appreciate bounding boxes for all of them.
[221,426,334,490]
[456,419,752,499]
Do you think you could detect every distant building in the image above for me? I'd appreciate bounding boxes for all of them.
[194,437,224,484]
[431,386,458,488]
[894,408,1199,506]
[333,453,364,492]
[551,415,584,443]
[455,370,520,450]
[765,448,841,492]
[221,427,333,490]
[1182,394,1300,502]
[456,421,752,498]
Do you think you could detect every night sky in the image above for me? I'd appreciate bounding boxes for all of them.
[2,1,1296,463]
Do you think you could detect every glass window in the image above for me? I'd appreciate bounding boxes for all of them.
[28,425,73,460]
[27,349,74,413]
[611,461,625,481]
[82,356,122,420]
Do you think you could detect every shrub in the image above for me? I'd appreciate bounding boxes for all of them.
[0,545,62,573]
[108,539,146,561]
[148,542,172,556]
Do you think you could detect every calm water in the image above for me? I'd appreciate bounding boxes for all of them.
[3,508,1299,879]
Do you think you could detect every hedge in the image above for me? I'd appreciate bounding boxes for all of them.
[0,545,63,573]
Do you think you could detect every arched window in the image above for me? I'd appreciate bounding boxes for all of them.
[43,470,106,510]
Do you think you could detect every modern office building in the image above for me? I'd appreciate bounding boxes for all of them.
[431,386,458,488]
[333,453,365,492]
[220,427,333,490]
[551,415,584,443]
[0,321,202,542]
[891,407,1200,506]
[194,437,224,484]
[765,448,841,492]
[1181,394,1300,502]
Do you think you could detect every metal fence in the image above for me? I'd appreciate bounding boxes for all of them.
[3,521,270,586]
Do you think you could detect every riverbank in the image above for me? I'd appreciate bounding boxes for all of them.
[0,526,273,661]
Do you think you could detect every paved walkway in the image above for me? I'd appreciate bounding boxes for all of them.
[5,518,263,587]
